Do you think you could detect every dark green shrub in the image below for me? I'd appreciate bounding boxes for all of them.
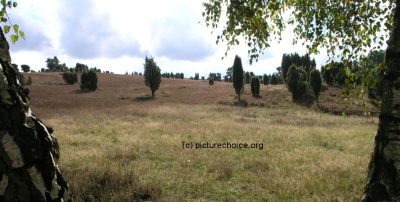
[321,62,347,86]
[298,67,308,82]
[309,69,322,107]
[244,71,251,84]
[61,72,78,85]
[287,65,307,101]
[194,73,199,80]
[232,55,244,101]
[144,56,161,97]
[263,74,269,85]
[250,76,260,96]
[209,77,214,85]
[270,74,278,85]
[80,70,98,91]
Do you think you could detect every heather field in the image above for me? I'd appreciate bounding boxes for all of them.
[25,72,379,201]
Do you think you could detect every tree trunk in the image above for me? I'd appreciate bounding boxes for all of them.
[363,1,400,201]
[0,28,73,201]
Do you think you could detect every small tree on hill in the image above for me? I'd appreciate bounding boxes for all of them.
[194,73,199,80]
[61,72,78,85]
[263,74,269,85]
[21,64,30,72]
[287,64,307,101]
[80,70,98,91]
[144,56,161,97]
[244,71,251,84]
[270,74,278,85]
[232,55,244,101]
[250,76,260,96]
[209,76,214,85]
[309,69,322,107]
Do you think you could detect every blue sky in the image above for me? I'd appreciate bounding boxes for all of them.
[6,0,328,77]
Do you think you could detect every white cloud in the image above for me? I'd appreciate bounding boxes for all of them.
[7,0,328,76]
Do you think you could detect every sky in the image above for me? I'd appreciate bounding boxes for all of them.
[6,0,329,77]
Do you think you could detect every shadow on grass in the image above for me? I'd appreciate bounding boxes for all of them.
[134,96,155,102]
[72,89,96,94]
[293,92,315,108]
[252,95,262,99]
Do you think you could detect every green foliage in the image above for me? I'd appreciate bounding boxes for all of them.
[1,1,25,43]
[80,70,98,91]
[244,71,251,84]
[281,54,292,84]
[144,56,161,97]
[364,65,385,102]
[297,67,308,83]
[250,76,260,96]
[281,53,316,84]
[270,74,278,85]
[208,77,214,85]
[232,55,244,101]
[224,75,229,82]
[309,69,322,107]
[287,65,307,101]
[321,62,348,86]
[209,72,222,81]
[263,74,268,85]
[75,62,89,72]
[61,72,78,85]
[46,56,60,71]
[20,64,30,72]
[202,0,393,64]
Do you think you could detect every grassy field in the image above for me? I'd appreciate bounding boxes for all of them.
[25,72,379,201]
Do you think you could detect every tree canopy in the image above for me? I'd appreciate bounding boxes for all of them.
[202,0,395,64]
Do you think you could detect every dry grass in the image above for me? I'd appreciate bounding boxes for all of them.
[23,72,378,201]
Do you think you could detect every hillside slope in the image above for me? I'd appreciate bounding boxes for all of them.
[24,72,378,118]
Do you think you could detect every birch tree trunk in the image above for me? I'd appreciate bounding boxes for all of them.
[363,0,400,201]
[0,28,73,201]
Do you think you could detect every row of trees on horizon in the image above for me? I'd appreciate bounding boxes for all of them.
[15,49,385,104]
